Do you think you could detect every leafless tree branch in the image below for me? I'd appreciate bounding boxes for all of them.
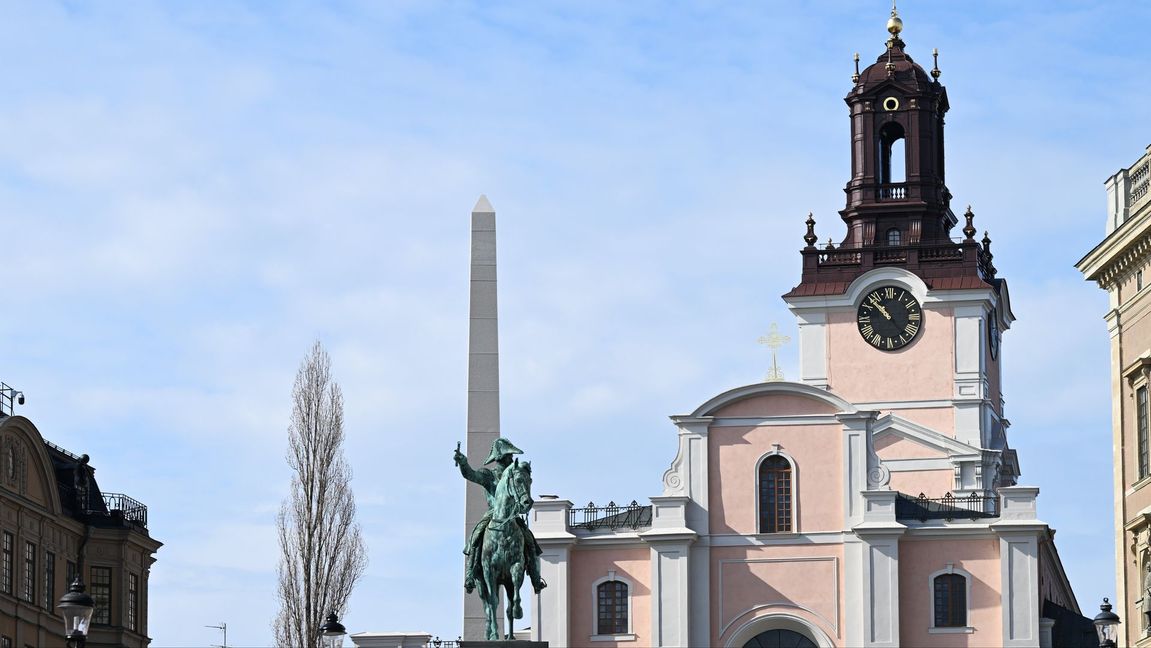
[274,341,367,647]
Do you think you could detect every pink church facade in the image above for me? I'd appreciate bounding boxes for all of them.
[528,10,1089,648]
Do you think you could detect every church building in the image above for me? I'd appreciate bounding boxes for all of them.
[522,9,1092,648]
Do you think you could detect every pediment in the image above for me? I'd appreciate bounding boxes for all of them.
[690,382,855,419]
[0,416,62,515]
[872,414,980,459]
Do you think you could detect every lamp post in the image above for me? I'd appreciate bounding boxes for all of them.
[1094,597,1120,648]
[319,612,347,648]
[57,577,95,648]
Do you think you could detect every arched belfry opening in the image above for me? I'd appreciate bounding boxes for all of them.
[878,121,906,185]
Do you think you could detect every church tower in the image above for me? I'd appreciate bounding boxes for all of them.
[783,7,1018,495]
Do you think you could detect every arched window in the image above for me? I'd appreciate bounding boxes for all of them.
[596,580,628,635]
[886,228,902,246]
[933,573,968,627]
[878,121,906,184]
[758,455,793,533]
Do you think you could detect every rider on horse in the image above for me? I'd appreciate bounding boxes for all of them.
[455,437,546,594]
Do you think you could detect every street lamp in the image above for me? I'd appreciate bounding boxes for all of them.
[1093,597,1120,648]
[57,577,95,648]
[319,612,347,648]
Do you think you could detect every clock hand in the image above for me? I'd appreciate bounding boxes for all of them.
[875,303,893,320]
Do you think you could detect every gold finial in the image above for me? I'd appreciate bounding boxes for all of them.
[758,323,791,382]
[887,0,903,36]
[852,52,861,83]
[931,48,941,80]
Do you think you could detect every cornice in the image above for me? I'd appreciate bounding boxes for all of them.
[1077,205,1151,289]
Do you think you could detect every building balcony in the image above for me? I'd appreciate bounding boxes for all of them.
[57,481,149,530]
[894,492,999,522]
[567,500,652,532]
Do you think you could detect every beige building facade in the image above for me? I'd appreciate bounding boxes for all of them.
[0,412,161,647]
[1077,143,1151,647]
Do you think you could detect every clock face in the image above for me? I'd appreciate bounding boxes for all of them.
[857,286,922,351]
[988,308,1001,360]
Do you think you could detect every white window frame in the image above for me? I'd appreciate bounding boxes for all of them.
[590,571,636,642]
[755,448,799,534]
[928,564,975,634]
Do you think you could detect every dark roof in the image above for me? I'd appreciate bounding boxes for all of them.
[856,38,934,91]
[44,439,149,532]
[1042,600,1098,648]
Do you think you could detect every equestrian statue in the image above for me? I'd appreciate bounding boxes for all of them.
[455,437,546,641]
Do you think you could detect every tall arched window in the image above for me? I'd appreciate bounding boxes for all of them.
[886,228,902,246]
[758,455,793,533]
[878,121,906,184]
[596,580,628,635]
[933,573,968,627]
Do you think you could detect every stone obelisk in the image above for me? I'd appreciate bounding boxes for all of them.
[464,194,500,640]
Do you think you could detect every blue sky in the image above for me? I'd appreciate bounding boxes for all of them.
[0,1,1147,645]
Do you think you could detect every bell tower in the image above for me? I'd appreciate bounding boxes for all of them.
[841,8,951,248]
[788,4,995,296]
[782,6,1017,491]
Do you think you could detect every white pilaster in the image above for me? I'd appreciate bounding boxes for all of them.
[665,416,712,648]
[797,311,829,388]
[839,412,879,528]
[641,496,696,647]
[531,498,576,647]
[854,491,906,648]
[991,487,1045,648]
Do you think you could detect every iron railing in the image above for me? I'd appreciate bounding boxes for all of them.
[568,500,652,531]
[102,493,148,528]
[57,482,148,529]
[895,492,999,522]
[43,439,83,462]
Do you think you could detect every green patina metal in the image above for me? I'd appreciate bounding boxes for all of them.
[455,438,546,641]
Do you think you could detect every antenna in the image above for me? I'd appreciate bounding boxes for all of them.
[206,621,227,648]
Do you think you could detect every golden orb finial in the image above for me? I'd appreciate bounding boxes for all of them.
[887,0,903,37]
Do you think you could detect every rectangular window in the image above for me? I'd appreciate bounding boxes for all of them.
[1,532,12,594]
[21,542,34,602]
[1139,386,1149,480]
[43,551,54,611]
[1,636,10,648]
[65,560,76,588]
[127,573,139,632]
[90,566,111,625]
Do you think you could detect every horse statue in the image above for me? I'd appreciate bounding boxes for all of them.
[476,458,535,640]
[455,437,546,641]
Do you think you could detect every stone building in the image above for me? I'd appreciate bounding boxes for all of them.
[1077,142,1151,647]
[519,10,1095,648]
[0,403,161,647]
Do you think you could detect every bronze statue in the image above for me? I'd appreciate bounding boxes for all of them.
[455,438,546,640]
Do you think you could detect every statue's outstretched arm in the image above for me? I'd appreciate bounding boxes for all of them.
[454,442,494,488]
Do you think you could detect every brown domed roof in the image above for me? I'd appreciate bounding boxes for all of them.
[856,38,934,92]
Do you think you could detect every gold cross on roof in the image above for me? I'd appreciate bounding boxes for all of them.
[757,323,791,381]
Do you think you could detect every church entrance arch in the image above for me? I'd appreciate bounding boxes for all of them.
[724,613,834,648]
[743,628,818,648]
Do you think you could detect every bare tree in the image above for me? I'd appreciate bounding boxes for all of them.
[274,341,367,647]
